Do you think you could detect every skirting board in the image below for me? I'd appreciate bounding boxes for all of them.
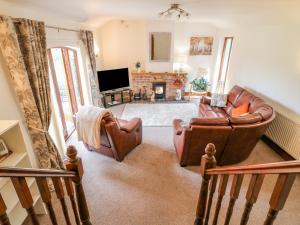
[261,135,295,161]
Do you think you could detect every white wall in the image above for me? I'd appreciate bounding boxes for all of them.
[96,20,147,71]
[0,4,93,166]
[173,22,220,84]
[224,25,300,114]
[97,19,221,86]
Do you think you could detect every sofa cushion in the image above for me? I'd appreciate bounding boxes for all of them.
[200,96,211,105]
[228,85,244,106]
[199,103,213,112]
[223,102,233,115]
[229,113,262,125]
[252,105,273,121]
[190,117,229,126]
[249,98,266,113]
[231,103,249,116]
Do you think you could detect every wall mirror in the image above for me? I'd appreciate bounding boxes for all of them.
[149,32,171,62]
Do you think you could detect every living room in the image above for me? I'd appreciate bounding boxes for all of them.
[0,0,299,225]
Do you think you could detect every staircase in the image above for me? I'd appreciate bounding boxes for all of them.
[0,146,91,225]
[194,143,299,225]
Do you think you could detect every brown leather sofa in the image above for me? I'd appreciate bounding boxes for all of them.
[173,85,275,166]
[84,115,142,161]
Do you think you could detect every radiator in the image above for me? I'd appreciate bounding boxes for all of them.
[265,111,300,160]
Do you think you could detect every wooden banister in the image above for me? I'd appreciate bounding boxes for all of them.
[0,145,92,225]
[0,167,76,178]
[0,193,10,225]
[194,143,299,225]
[194,143,217,225]
[206,160,300,175]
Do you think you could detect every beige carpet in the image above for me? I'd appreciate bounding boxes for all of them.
[121,103,198,126]
[24,104,300,225]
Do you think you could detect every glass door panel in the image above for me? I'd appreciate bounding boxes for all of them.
[48,47,84,140]
[68,49,84,107]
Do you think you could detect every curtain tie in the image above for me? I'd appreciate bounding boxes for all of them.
[28,125,49,134]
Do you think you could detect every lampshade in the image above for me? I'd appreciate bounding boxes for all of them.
[196,67,208,77]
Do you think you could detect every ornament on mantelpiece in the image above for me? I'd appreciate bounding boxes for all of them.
[150,90,155,102]
[135,61,141,73]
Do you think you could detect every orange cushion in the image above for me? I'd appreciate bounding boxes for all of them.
[231,103,249,116]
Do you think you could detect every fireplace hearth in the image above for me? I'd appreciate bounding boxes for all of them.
[153,82,166,99]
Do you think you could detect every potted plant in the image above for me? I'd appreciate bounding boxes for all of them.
[191,76,208,92]
[135,61,141,72]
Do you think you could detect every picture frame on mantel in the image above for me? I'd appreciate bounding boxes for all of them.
[189,37,214,55]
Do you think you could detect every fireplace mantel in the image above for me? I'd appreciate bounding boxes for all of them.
[131,72,187,77]
[131,71,188,99]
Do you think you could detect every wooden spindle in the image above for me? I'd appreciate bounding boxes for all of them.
[35,177,58,225]
[263,174,296,225]
[194,143,217,225]
[224,174,244,225]
[65,145,92,225]
[204,175,217,225]
[240,174,265,225]
[52,177,71,225]
[212,174,229,225]
[64,177,81,225]
[11,177,39,225]
[0,193,11,225]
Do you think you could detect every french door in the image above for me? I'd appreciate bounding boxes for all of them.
[48,47,84,140]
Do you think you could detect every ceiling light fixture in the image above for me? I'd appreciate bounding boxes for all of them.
[159,3,190,19]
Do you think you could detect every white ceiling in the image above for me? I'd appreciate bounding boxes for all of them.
[2,0,300,28]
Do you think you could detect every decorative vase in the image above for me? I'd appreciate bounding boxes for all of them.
[175,89,182,101]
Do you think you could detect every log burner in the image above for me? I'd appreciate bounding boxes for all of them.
[152,82,166,99]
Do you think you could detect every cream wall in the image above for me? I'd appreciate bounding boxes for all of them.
[96,20,147,71]
[224,25,300,114]
[0,4,93,166]
[97,19,220,84]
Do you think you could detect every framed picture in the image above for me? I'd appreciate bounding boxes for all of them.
[0,139,9,156]
[189,37,214,55]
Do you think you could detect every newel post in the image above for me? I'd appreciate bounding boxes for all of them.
[65,146,92,225]
[194,143,217,225]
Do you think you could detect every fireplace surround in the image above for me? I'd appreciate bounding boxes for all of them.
[131,72,187,100]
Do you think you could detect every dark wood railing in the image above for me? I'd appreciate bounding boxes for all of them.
[0,145,92,225]
[194,143,299,225]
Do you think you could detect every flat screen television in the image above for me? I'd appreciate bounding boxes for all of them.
[97,68,130,92]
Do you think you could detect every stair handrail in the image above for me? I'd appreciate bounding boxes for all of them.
[206,160,300,175]
[194,143,299,225]
[0,145,92,225]
[0,167,76,178]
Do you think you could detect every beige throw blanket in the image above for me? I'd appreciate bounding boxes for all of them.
[76,106,112,149]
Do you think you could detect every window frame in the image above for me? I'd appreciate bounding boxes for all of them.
[48,47,84,140]
[218,37,234,83]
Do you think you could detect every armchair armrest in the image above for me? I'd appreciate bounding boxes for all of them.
[201,96,211,105]
[173,119,184,135]
[118,118,141,133]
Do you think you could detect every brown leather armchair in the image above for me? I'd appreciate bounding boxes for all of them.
[173,85,275,166]
[84,115,142,161]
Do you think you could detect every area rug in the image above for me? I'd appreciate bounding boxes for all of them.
[120,103,198,126]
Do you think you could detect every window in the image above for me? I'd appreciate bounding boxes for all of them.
[218,37,234,83]
[48,47,84,140]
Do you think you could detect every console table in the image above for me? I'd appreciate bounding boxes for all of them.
[102,89,132,108]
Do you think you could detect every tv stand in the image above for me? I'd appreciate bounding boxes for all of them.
[102,89,132,108]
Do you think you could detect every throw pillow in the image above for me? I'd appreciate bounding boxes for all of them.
[231,103,249,116]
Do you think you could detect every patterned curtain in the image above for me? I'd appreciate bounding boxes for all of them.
[0,15,64,169]
[80,30,102,107]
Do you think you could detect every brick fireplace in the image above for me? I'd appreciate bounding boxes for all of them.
[131,72,187,100]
